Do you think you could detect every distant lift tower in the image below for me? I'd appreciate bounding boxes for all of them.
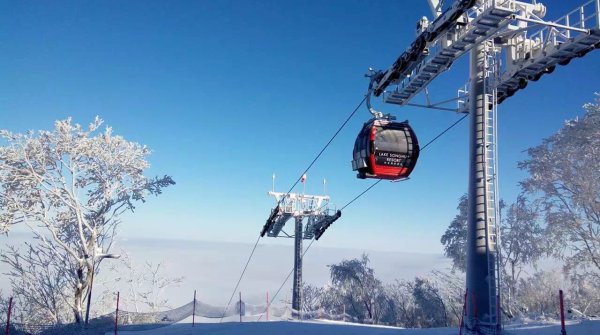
[367,0,600,334]
[260,190,341,315]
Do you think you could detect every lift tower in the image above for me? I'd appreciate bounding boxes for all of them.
[368,0,599,334]
[261,190,341,315]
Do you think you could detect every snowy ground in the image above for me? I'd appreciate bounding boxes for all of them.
[109,318,600,335]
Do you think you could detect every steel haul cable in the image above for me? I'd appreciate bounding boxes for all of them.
[421,113,468,151]
[286,95,368,195]
[218,235,261,322]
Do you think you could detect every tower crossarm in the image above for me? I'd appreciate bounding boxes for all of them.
[384,0,518,106]
[372,0,479,96]
[263,191,334,238]
[267,192,330,214]
[381,0,600,107]
[495,0,600,103]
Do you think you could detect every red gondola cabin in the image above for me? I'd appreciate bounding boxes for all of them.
[352,119,420,180]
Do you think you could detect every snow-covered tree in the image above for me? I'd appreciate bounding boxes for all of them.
[0,290,7,325]
[109,253,183,313]
[567,270,600,317]
[517,270,563,318]
[301,283,324,312]
[2,243,73,324]
[0,117,175,323]
[500,194,545,317]
[328,254,382,322]
[519,95,600,281]
[386,280,418,327]
[371,287,396,325]
[411,277,448,327]
[440,194,468,272]
[384,276,454,328]
[431,270,465,326]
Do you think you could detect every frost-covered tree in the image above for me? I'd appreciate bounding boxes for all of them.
[0,290,7,325]
[317,285,343,317]
[0,117,175,323]
[384,277,451,328]
[431,270,464,326]
[519,95,600,281]
[371,288,396,325]
[411,277,448,328]
[440,194,468,272]
[567,270,600,317]
[301,283,324,312]
[386,280,418,327]
[385,280,417,328]
[500,194,545,317]
[109,253,183,313]
[2,243,73,324]
[517,270,563,318]
[328,254,382,322]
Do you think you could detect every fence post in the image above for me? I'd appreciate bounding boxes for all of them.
[192,290,196,327]
[559,289,567,335]
[266,291,269,322]
[4,297,12,335]
[239,292,242,323]
[114,292,120,335]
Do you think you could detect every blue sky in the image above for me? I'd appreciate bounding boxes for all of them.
[1,0,599,253]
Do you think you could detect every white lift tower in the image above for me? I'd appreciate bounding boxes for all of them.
[261,190,341,316]
[368,0,599,334]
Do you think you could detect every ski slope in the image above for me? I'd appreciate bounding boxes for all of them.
[110,318,600,335]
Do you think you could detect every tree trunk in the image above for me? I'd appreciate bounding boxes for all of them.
[73,287,83,323]
[363,299,372,319]
[506,286,514,318]
[73,262,92,323]
[439,297,448,327]
[505,260,516,318]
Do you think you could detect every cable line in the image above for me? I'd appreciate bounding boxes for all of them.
[421,113,468,151]
[219,235,261,322]
[340,180,382,211]
[280,95,368,199]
